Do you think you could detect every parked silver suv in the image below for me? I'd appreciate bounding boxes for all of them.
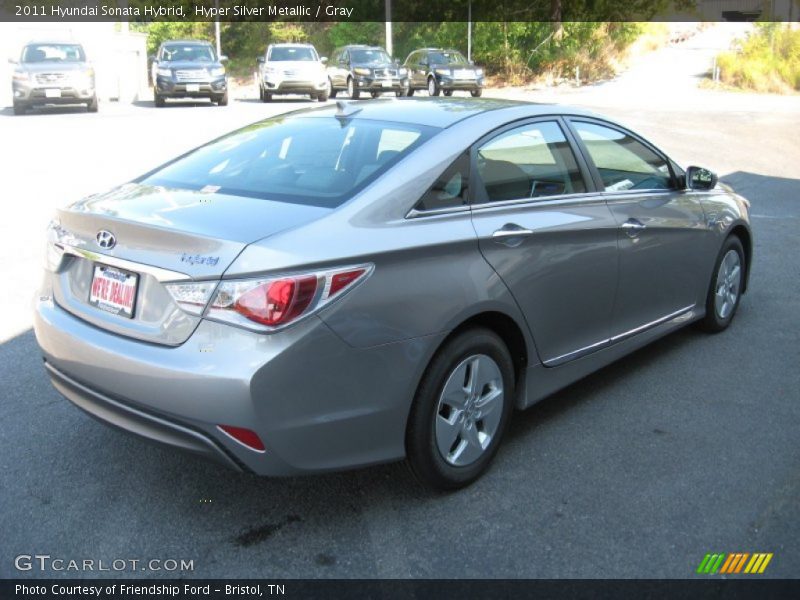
[10,41,98,115]
[256,43,329,102]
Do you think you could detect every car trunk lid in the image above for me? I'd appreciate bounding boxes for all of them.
[50,183,331,345]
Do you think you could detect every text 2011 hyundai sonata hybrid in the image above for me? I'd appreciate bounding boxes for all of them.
[34,99,752,490]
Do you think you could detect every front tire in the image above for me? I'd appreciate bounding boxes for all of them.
[471,88,483,97]
[443,89,454,97]
[406,328,515,491]
[215,91,228,106]
[12,102,27,115]
[328,79,338,99]
[347,77,360,100]
[699,235,745,332]
[87,95,99,112]
[405,87,415,97]
[154,92,165,108]
[316,90,329,102]
[427,76,440,97]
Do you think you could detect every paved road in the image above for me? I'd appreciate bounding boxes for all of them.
[1,26,799,578]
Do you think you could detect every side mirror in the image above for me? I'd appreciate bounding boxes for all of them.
[686,166,718,191]
[219,55,228,62]
[320,56,328,64]
[256,56,265,64]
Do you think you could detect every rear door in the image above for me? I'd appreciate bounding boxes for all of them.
[469,118,620,366]
[567,119,708,337]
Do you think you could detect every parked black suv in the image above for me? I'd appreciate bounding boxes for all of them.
[151,40,228,107]
[403,48,484,97]
[327,45,409,99]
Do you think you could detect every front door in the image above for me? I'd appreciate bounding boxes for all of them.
[568,119,709,337]
[470,119,620,366]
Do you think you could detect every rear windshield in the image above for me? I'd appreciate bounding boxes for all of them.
[160,44,215,62]
[268,47,318,62]
[139,117,437,208]
[22,44,85,63]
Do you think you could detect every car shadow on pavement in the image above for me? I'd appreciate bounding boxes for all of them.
[0,105,91,117]
[132,99,221,109]
[236,97,321,104]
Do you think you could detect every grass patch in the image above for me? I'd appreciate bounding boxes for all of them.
[716,24,800,94]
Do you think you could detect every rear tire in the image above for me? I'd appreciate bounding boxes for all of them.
[699,235,745,333]
[443,90,454,97]
[471,88,483,97]
[371,91,381,99]
[427,76,440,96]
[405,87,415,97]
[317,90,329,102]
[406,328,515,491]
[328,79,338,99]
[87,95,99,112]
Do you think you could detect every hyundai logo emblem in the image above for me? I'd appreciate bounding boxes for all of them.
[96,230,116,249]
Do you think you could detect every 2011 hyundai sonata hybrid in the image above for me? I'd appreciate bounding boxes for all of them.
[34,98,752,490]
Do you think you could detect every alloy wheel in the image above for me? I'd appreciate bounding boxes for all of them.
[714,249,742,319]
[435,354,504,467]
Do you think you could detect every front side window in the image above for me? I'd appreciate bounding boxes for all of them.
[475,121,587,203]
[268,46,318,62]
[572,121,673,192]
[140,117,436,208]
[22,44,85,63]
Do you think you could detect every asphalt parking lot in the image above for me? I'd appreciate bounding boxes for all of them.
[1,34,799,578]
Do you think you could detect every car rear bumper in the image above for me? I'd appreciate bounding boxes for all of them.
[44,361,245,472]
[33,290,442,476]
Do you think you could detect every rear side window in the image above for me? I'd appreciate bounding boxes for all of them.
[140,117,436,208]
[414,153,470,212]
[572,121,673,192]
[475,121,587,203]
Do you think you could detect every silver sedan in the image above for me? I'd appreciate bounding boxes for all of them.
[34,99,752,489]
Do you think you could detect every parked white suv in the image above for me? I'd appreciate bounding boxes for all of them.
[256,43,329,102]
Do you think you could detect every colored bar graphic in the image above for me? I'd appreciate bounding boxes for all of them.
[700,552,773,575]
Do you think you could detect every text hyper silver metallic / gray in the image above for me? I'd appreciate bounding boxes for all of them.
[34,99,752,489]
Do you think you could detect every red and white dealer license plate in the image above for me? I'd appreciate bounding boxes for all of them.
[88,264,138,318]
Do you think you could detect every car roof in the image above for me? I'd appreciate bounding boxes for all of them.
[283,98,598,129]
[270,43,315,47]
[25,40,83,46]
[162,40,212,46]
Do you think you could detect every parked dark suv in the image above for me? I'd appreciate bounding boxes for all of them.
[10,41,98,115]
[403,48,484,97]
[151,40,228,107]
[327,45,408,99]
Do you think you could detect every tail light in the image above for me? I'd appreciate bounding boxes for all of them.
[168,264,373,332]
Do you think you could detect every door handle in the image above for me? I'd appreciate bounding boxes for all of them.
[621,219,646,238]
[492,223,534,244]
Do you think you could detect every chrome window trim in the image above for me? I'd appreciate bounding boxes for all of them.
[406,204,470,219]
